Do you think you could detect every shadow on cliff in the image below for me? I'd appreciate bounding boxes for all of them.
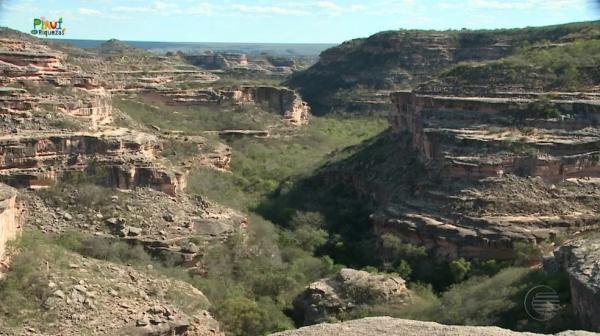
[255,129,431,267]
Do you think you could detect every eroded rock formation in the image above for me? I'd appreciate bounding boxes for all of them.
[0,184,21,270]
[186,52,249,70]
[293,268,411,325]
[366,88,600,260]
[0,129,184,195]
[140,86,311,125]
[554,237,600,331]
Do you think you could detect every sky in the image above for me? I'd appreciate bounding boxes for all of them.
[0,0,598,43]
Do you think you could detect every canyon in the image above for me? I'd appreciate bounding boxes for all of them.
[2,18,600,336]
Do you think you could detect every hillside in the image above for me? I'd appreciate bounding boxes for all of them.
[288,21,600,114]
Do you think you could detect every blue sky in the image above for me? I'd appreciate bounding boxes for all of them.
[0,0,598,43]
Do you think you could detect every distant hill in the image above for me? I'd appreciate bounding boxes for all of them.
[59,39,335,57]
[287,21,600,114]
[94,39,146,55]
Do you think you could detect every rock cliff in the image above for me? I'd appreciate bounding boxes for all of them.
[138,86,310,125]
[0,184,21,270]
[554,237,600,331]
[0,128,185,195]
[372,87,600,260]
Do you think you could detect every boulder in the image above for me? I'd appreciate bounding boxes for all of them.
[293,268,410,325]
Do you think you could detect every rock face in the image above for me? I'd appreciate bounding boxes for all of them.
[390,91,600,170]
[140,86,311,125]
[270,317,596,336]
[0,128,183,195]
[0,184,22,269]
[293,269,410,325]
[554,237,600,331]
[363,87,600,260]
[186,52,249,70]
[239,86,310,125]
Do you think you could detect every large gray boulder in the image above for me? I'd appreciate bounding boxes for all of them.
[293,268,411,325]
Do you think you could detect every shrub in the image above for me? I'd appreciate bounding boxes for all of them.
[214,297,292,336]
[514,242,543,266]
[449,258,471,283]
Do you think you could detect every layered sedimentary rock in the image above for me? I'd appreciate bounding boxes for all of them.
[0,38,114,130]
[554,238,600,331]
[390,91,600,179]
[0,129,183,195]
[270,317,596,336]
[186,52,248,70]
[141,86,311,125]
[0,184,21,269]
[0,38,65,72]
[373,90,600,260]
[293,268,411,326]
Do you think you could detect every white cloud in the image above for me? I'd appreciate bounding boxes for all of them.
[349,4,369,12]
[231,4,307,16]
[440,0,587,10]
[316,1,342,11]
[111,1,182,15]
[112,6,152,13]
[187,3,216,15]
[78,7,102,16]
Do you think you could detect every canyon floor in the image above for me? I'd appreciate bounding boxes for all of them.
[1,20,600,336]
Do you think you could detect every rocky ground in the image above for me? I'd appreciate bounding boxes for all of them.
[23,186,245,265]
[271,317,597,336]
[0,246,222,336]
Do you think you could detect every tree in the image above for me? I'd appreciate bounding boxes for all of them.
[449,258,471,283]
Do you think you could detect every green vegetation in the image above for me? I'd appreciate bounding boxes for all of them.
[443,39,600,91]
[114,97,284,132]
[342,266,574,332]
[0,232,56,326]
[288,21,600,113]
[186,115,388,209]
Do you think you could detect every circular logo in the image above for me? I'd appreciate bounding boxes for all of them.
[524,285,560,321]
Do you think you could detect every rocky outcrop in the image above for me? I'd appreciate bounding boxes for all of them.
[554,237,600,331]
[0,129,183,195]
[270,317,596,336]
[186,52,248,70]
[390,91,600,179]
[376,89,600,260]
[0,184,22,270]
[240,86,310,125]
[141,86,311,125]
[24,186,245,269]
[293,269,410,325]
